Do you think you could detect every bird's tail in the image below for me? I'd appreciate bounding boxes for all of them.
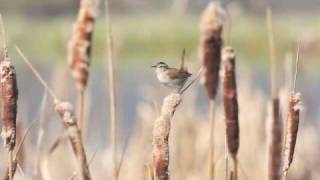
[180,48,186,71]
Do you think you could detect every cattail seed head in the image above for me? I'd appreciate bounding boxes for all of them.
[68,0,97,92]
[283,92,302,172]
[153,93,182,180]
[0,57,18,151]
[200,2,225,99]
[55,101,91,180]
[221,47,239,158]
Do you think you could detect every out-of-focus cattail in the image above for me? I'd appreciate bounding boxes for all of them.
[0,57,18,151]
[55,101,91,180]
[3,159,18,180]
[153,93,182,180]
[266,7,282,180]
[200,3,225,180]
[283,92,302,176]
[68,0,97,91]
[68,0,97,134]
[200,2,225,99]
[221,47,239,180]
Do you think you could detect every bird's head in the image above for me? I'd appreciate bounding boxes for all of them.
[151,62,169,72]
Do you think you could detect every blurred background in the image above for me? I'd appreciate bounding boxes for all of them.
[0,0,320,179]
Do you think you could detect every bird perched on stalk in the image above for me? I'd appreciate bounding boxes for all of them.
[152,49,191,92]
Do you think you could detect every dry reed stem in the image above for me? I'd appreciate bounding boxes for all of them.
[16,47,91,180]
[208,100,216,180]
[105,0,119,179]
[33,91,47,179]
[3,116,38,180]
[221,47,239,180]
[266,7,278,98]
[0,14,7,61]
[200,2,225,99]
[3,159,18,180]
[68,0,97,92]
[55,101,91,180]
[283,92,302,177]
[153,93,182,180]
[145,164,154,180]
[15,123,25,170]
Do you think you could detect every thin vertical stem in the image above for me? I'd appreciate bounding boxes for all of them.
[208,99,216,180]
[293,42,300,92]
[9,151,13,180]
[105,0,118,179]
[225,133,229,180]
[233,157,238,180]
[266,7,277,98]
[79,90,85,135]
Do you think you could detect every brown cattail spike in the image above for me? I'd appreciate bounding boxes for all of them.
[0,57,18,151]
[222,47,239,157]
[68,0,97,91]
[55,101,91,180]
[200,2,225,99]
[268,98,282,180]
[283,92,302,173]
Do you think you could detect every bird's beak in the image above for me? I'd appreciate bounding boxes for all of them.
[151,65,156,68]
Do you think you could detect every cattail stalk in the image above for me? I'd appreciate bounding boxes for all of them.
[33,92,47,179]
[221,47,239,180]
[199,3,225,179]
[68,0,97,133]
[153,93,182,180]
[3,159,18,180]
[266,8,282,180]
[105,0,119,179]
[16,47,92,180]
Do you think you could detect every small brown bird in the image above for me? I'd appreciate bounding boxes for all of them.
[152,62,191,92]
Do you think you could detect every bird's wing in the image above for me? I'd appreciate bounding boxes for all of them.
[167,68,191,79]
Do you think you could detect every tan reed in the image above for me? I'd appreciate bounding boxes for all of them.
[3,159,18,180]
[105,0,119,179]
[68,0,97,133]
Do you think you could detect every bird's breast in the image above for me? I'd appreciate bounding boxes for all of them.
[157,72,171,83]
